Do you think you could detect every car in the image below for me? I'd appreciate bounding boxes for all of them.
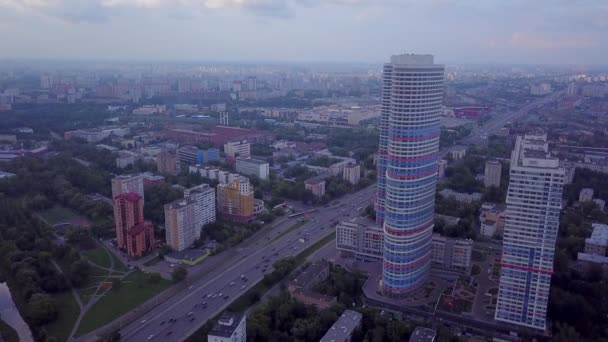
[229,281,235,286]
[274,252,279,256]
[165,331,173,337]
[240,274,246,279]
[169,264,175,268]
[218,293,223,297]
[141,320,147,324]
[223,295,229,299]
[241,285,246,289]
[187,311,194,316]
[212,294,217,298]
[147,335,154,340]
[207,294,212,298]
[188,285,194,290]
[190,317,195,322]
[160,320,166,326]
[255,265,260,269]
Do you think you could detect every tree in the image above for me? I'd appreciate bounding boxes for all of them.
[69,259,90,287]
[27,293,58,324]
[172,266,188,282]
[148,273,162,284]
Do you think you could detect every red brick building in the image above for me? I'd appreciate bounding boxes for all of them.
[113,193,155,258]
[127,222,155,258]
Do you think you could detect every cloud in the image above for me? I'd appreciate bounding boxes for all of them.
[0,0,382,21]
[509,32,598,50]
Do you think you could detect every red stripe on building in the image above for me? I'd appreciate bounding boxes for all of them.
[501,263,553,275]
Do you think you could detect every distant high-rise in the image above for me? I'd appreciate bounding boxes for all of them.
[220,111,230,126]
[184,184,216,233]
[495,133,564,330]
[375,54,444,297]
[157,151,181,176]
[484,160,502,188]
[111,174,144,199]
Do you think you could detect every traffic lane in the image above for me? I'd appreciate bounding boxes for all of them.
[126,218,341,341]
[125,189,377,340]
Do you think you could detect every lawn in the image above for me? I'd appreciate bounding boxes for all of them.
[75,271,171,336]
[36,205,90,227]
[271,220,308,242]
[44,291,80,342]
[295,232,335,263]
[82,246,111,269]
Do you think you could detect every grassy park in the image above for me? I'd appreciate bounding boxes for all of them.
[75,271,171,336]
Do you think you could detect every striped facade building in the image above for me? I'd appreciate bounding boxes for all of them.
[495,133,564,330]
[376,54,444,297]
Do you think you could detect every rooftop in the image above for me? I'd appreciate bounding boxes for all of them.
[237,157,268,165]
[114,192,142,202]
[588,223,608,246]
[208,312,244,338]
[319,310,362,342]
[409,327,437,342]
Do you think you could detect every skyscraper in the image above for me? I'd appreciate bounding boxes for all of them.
[495,133,564,330]
[375,54,444,297]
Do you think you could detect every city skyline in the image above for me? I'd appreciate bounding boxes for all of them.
[1,1,607,65]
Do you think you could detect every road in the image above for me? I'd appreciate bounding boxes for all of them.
[120,185,377,342]
[441,91,564,155]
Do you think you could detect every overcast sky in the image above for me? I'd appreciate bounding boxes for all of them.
[0,0,607,65]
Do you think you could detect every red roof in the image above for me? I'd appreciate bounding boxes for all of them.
[128,222,153,236]
[114,192,142,202]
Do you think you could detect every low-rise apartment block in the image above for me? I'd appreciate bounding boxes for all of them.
[235,157,269,180]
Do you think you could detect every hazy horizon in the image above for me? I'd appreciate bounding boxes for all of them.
[1,1,607,65]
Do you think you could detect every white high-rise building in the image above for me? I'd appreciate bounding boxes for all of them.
[184,184,216,235]
[164,199,197,252]
[375,54,445,297]
[495,133,565,330]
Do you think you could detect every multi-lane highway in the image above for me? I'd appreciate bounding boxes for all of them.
[120,185,376,341]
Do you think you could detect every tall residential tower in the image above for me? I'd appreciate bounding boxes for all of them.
[495,133,564,330]
[375,54,445,296]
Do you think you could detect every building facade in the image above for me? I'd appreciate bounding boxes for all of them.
[342,163,361,185]
[224,140,251,160]
[495,134,565,330]
[336,220,471,271]
[157,151,181,176]
[164,199,197,252]
[375,54,444,297]
[207,312,246,342]
[113,193,144,250]
[584,223,608,256]
[235,157,270,180]
[437,159,448,178]
[111,174,144,199]
[184,184,216,233]
[217,177,255,223]
[304,178,326,197]
[484,160,502,188]
[579,188,594,202]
